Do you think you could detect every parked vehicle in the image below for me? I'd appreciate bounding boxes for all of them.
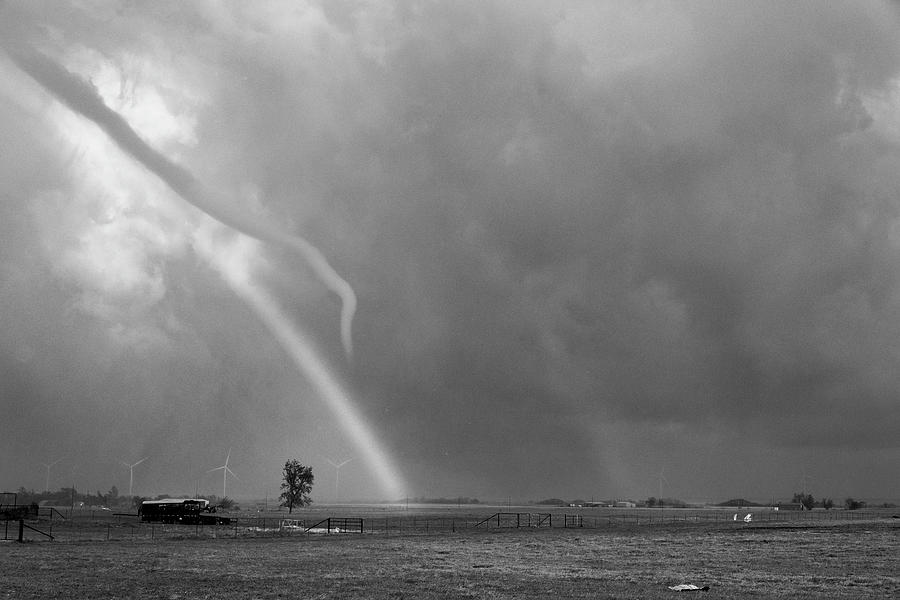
[139,499,231,525]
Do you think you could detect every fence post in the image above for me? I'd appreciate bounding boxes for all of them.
[18,519,24,542]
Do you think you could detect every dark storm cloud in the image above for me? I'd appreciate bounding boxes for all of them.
[1,1,899,501]
[340,0,900,495]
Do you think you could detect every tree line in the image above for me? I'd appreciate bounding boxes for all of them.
[10,486,126,509]
[8,486,241,512]
[5,459,314,513]
[791,492,881,511]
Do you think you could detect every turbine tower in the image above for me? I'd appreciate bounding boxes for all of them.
[208,449,240,499]
[325,457,353,501]
[657,468,669,507]
[800,472,813,497]
[40,458,62,492]
[120,457,148,497]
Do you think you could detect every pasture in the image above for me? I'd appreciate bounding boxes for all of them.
[2,506,898,599]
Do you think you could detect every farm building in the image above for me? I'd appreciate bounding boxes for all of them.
[614,501,636,508]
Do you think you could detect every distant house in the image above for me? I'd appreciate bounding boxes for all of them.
[775,503,804,511]
[614,501,636,508]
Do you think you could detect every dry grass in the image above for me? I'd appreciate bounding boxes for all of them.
[2,519,897,599]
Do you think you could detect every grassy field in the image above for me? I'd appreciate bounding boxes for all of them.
[2,510,897,599]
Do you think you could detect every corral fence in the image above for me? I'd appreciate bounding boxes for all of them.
[474,513,552,529]
[565,514,583,528]
[2,519,54,542]
[306,517,364,534]
[5,506,896,543]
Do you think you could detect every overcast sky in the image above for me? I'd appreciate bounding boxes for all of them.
[1,1,899,504]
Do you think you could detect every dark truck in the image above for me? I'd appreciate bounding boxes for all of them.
[138,498,231,525]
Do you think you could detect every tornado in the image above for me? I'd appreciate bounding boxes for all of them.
[201,244,405,501]
[4,44,357,359]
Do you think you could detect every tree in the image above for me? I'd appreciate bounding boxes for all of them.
[792,492,815,511]
[845,497,864,510]
[280,460,314,513]
[822,498,834,510]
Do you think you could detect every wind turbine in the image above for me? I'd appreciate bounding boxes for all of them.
[324,457,353,501]
[657,468,669,507]
[40,458,62,492]
[800,472,813,496]
[208,449,240,499]
[120,457,148,497]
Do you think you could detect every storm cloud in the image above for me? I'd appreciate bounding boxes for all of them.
[1,0,899,502]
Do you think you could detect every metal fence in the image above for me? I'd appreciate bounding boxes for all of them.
[4,506,894,543]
